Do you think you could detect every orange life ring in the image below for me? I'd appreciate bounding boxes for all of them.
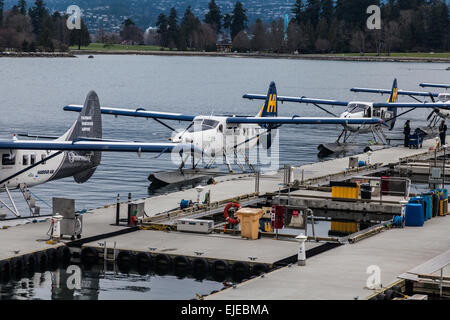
[224,202,241,225]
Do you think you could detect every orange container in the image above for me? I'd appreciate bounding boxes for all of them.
[235,208,264,240]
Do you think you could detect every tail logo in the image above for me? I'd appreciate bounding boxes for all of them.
[267,94,277,113]
[390,88,398,102]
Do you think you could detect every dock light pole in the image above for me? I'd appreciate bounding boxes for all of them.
[296,234,307,266]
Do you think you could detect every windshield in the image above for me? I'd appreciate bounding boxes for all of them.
[438,94,450,102]
[346,104,367,114]
[187,119,219,132]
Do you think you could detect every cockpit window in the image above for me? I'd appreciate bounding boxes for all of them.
[187,119,219,132]
[347,104,368,114]
[439,94,450,102]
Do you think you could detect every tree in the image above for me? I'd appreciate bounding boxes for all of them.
[29,0,48,35]
[269,18,285,53]
[292,0,304,24]
[180,6,200,49]
[230,1,248,40]
[156,13,169,47]
[250,18,266,51]
[18,0,26,15]
[223,13,232,34]
[204,0,222,34]
[232,30,250,52]
[304,0,321,28]
[120,18,143,44]
[0,0,4,26]
[167,7,179,50]
[195,23,216,51]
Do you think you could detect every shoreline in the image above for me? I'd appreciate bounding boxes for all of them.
[0,50,449,64]
[0,51,75,58]
[71,50,450,63]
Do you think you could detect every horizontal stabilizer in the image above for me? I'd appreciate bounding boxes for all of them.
[64,105,195,122]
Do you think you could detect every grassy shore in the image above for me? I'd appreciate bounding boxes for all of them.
[69,44,450,63]
[69,43,167,51]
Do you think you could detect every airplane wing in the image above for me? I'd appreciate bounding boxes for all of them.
[242,94,349,106]
[226,117,384,125]
[350,87,439,98]
[0,139,203,154]
[420,83,450,89]
[64,105,196,122]
[372,102,450,109]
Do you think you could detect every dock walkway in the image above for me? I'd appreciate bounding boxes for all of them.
[206,214,450,300]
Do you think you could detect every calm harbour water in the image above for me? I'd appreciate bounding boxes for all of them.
[0,55,448,299]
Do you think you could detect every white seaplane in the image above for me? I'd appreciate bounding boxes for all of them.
[244,79,450,156]
[63,82,385,183]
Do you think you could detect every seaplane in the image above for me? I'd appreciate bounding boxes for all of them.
[63,82,385,184]
[351,82,450,135]
[0,91,202,218]
[244,79,450,156]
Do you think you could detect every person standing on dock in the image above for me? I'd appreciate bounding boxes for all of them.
[403,120,411,147]
[440,120,447,146]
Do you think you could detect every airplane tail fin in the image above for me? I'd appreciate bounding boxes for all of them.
[387,78,398,130]
[55,91,102,183]
[257,82,278,118]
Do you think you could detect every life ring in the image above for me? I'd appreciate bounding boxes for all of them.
[224,202,241,225]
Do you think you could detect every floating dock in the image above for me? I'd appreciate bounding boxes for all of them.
[1,136,449,299]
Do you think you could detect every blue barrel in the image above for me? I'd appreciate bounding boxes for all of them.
[405,203,424,227]
[409,197,427,221]
[180,199,190,209]
[421,194,433,220]
[358,161,366,168]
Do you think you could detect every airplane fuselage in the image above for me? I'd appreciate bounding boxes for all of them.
[171,116,268,158]
[340,101,390,133]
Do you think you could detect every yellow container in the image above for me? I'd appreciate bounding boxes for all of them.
[440,199,448,216]
[331,184,360,199]
[235,208,264,240]
[330,221,359,234]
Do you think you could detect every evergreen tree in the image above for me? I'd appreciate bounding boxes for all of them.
[167,7,179,49]
[156,13,169,47]
[230,1,248,40]
[304,0,321,28]
[29,0,48,35]
[18,0,26,15]
[223,13,232,34]
[0,0,4,26]
[320,0,334,23]
[292,0,304,24]
[180,6,200,49]
[204,0,222,34]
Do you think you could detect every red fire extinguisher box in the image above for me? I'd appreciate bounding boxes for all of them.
[271,205,284,229]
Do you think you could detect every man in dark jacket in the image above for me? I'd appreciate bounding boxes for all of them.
[404,120,411,147]
[440,120,447,146]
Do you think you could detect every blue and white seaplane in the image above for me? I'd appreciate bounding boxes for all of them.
[244,79,450,156]
[351,82,450,135]
[0,91,202,217]
[63,82,385,184]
